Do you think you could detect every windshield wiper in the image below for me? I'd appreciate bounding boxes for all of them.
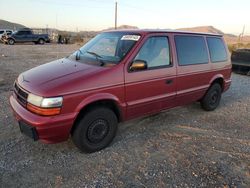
[86,51,102,58]
[86,51,105,66]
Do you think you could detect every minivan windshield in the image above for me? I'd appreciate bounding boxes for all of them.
[72,32,140,66]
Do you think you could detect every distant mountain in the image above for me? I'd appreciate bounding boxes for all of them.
[1,20,249,44]
[0,19,26,30]
[178,26,225,35]
[177,26,250,44]
[103,25,139,31]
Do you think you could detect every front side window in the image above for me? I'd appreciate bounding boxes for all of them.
[207,37,228,62]
[134,36,170,69]
[175,35,209,65]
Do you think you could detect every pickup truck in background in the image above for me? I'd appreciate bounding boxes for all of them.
[2,28,50,45]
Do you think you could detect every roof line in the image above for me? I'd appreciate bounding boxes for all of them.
[104,29,223,37]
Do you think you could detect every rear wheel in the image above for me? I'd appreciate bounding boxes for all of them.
[72,107,118,153]
[38,38,45,45]
[201,83,222,111]
[8,38,15,45]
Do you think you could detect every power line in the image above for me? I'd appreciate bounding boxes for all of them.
[35,0,113,9]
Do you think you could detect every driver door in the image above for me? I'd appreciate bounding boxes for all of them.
[124,34,177,120]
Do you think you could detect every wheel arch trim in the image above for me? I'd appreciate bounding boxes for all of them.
[209,74,225,89]
[75,93,126,121]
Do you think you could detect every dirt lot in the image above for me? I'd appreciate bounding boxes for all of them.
[0,44,249,187]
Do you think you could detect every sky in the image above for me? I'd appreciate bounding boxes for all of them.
[0,0,249,35]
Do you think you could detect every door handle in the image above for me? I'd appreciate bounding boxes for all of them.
[165,79,173,85]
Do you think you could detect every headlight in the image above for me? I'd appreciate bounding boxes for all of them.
[27,94,63,116]
[27,93,43,106]
[41,97,63,108]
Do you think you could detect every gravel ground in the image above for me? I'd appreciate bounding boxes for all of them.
[0,44,249,188]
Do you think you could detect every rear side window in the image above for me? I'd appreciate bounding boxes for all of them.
[175,35,209,65]
[207,37,227,62]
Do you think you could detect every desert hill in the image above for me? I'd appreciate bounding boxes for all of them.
[102,25,139,31]
[0,19,26,30]
[178,26,250,44]
[1,20,249,44]
[178,26,225,35]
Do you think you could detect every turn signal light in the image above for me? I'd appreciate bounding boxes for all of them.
[27,103,61,116]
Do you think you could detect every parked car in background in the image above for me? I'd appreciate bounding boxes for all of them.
[10,30,232,152]
[2,28,50,45]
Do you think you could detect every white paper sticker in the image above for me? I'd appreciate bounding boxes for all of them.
[121,35,140,41]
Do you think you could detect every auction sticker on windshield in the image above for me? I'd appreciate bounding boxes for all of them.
[121,35,140,41]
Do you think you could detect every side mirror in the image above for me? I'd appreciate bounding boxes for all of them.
[76,50,80,60]
[130,60,147,71]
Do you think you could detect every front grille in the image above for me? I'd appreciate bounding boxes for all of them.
[14,82,28,107]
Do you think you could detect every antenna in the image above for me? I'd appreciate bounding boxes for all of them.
[56,13,59,58]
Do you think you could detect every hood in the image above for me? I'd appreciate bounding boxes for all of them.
[18,58,106,96]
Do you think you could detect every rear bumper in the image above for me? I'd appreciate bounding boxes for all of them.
[10,95,77,144]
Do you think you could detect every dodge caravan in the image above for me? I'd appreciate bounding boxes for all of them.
[10,30,232,152]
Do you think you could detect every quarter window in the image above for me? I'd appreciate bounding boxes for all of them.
[207,37,227,62]
[134,36,170,69]
[175,35,209,65]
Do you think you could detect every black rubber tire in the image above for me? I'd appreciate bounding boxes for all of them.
[72,107,118,153]
[201,83,222,111]
[8,38,15,45]
[38,38,45,45]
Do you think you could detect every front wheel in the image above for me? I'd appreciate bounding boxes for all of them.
[72,107,118,153]
[201,83,222,111]
[8,38,15,45]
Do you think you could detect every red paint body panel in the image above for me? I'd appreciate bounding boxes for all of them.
[9,30,232,144]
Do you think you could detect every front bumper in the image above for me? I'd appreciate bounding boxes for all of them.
[19,121,39,141]
[10,95,77,144]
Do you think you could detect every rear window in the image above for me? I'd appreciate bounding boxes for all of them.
[207,37,228,62]
[175,35,209,65]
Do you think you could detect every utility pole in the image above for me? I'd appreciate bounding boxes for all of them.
[115,1,118,29]
[238,25,245,43]
[241,25,245,41]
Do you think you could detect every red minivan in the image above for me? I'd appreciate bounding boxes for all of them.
[10,30,232,152]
